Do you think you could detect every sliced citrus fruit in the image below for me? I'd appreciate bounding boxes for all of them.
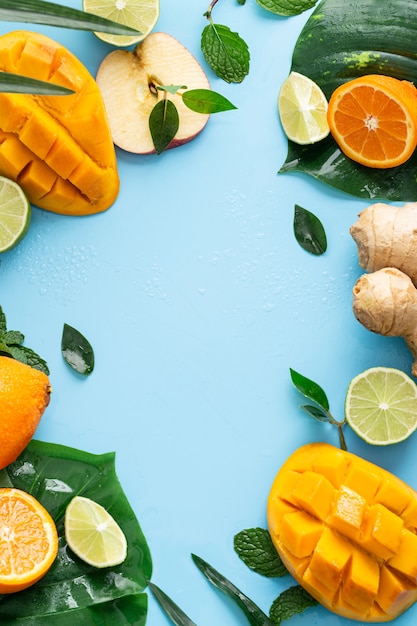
[83,0,160,47]
[65,496,127,568]
[327,74,417,168]
[0,488,58,593]
[345,367,417,445]
[0,176,30,253]
[278,71,330,145]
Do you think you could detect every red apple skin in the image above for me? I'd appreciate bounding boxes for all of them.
[96,32,211,154]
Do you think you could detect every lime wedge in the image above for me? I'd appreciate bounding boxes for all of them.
[0,176,31,253]
[345,367,417,445]
[278,71,330,145]
[65,496,127,568]
[83,0,159,47]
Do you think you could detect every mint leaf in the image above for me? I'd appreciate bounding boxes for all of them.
[234,528,288,577]
[8,345,49,375]
[294,205,327,256]
[269,585,317,624]
[149,583,197,626]
[192,554,274,626]
[257,0,318,16]
[290,368,329,412]
[182,89,237,113]
[201,23,249,83]
[149,99,179,154]
[62,323,94,375]
[0,305,49,373]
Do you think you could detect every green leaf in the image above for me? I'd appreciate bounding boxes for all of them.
[0,71,73,95]
[280,0,417,201]
[301,404,332,422]
[0,0,142,35]
[0,305,49,373]
[192,554,275,626]
[8,345,50,374]
[201,23,250,84]
[149,583,198,626]
[61,323,94,375]
[293,204,327,256]
[289,368,329,412]
[256,0,318,16]
[158,85,187,95]
[149,99,179,155]
[0,439,152,623]
[4,330,25,344]
[182,89,237,114]
[269,585,318,625]
[234,528,288,577]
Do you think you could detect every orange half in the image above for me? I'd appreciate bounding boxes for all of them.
[0,488,58,593]
[327,74,417,168]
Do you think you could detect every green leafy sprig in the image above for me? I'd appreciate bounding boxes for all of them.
[200,0,319,84]
[149,84,236,154]
[202,0,250,83]
[0,305,49,374]
[290,367,347,450]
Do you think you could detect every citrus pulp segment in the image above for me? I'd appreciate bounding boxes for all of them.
[65,495,127,568]
[83,0,160,47]
[345,367,417,445]
[0,488,58,593]
[278,71,330,145]
[327,74,417,168]
[0,176,31,253]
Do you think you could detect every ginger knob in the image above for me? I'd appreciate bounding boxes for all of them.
[350,202,417,286]
[353,267,417,376]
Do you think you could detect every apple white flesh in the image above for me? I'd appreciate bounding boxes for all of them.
[96,32,211,154]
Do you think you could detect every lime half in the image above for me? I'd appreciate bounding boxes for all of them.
[345,367,417,445]
[278,71,330,145]
[0,176,31,253]
[83,0,160,47]
[65,496,127,568]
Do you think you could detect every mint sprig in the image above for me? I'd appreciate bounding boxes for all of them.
[0,306,49,374]
[201,22,250,83]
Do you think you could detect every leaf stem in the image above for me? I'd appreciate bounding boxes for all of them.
[204,0,219,20]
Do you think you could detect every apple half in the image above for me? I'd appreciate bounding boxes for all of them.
[96,32,211,154]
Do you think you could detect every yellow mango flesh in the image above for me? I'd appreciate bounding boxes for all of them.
[0,31,119,215]
[267,442,417,621]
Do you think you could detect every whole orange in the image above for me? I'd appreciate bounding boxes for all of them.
[0,356,51,469]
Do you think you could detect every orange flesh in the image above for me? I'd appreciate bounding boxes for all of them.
[327,75,417,168]
[267,442,417,621]
[0,488,58,593]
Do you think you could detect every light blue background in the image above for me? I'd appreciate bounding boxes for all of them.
[1,1,416,624]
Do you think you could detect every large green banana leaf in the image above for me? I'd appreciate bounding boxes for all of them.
[0,440,152,625]
[279,0,417,201]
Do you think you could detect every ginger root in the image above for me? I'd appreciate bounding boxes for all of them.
[353,267,417,376]
[350,202,417,286]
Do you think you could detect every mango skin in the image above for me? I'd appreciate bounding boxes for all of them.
[0,30,119,216]
[267,442,417,622]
